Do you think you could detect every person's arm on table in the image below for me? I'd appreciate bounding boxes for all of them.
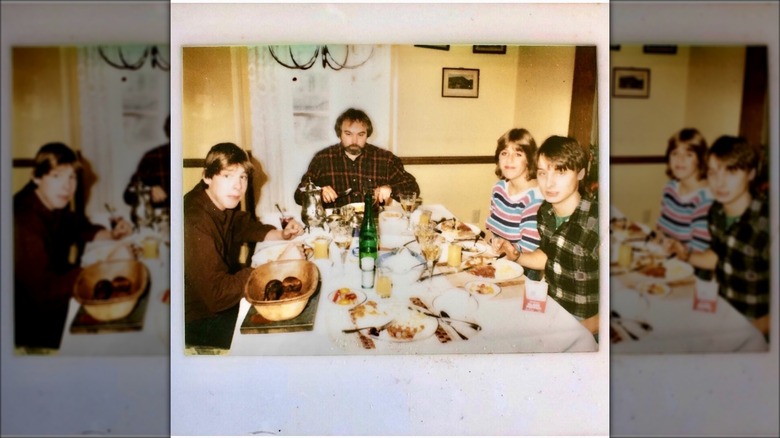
[516,248,547,271]
[581,313,599,335]
[752,314,769,335]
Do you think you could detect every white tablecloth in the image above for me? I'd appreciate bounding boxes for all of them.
[228,204,598,355]
[57,230,170,356]
[610,270,768,354]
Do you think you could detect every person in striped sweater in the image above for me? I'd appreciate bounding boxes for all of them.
[484,128,544,281]
[656,128,715,280]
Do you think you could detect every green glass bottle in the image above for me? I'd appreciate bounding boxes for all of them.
[358,192,378,272]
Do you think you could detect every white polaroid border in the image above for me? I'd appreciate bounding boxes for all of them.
[170,1,611,437]
[0,2,170,436]
[610,2,779,437]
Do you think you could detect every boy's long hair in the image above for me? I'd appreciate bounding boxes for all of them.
[33,142,82,178]
[537,135,590,196]
[707,135,761,195]
[665,128,708,180]
[203,142,254,179]
[493,128,538,179]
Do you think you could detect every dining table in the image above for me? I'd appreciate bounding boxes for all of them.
[224,203,598,356]
[56,217,170,356]
[609,209,768,354]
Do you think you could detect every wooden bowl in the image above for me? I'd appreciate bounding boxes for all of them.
[244,260,320,321]
[73,260,149,321]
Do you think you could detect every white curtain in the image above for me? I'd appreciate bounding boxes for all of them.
[76,46,124,221]
[246,45,392,220]
[247,46,296,218]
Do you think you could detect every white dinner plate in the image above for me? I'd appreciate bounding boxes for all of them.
[459,241,488,257]
[635,281,671,297]
[435,220,480,240]
[661,259,694,283]
[328,288,367,307]
[368,309,438,343]
[464,280,502,298]
[464,258,524,282]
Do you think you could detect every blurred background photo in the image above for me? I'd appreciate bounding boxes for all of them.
[609,44,771,354]
[11,44,171,357]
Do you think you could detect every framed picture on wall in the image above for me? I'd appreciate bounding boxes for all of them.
[442,67,480,98]
[612,67,650,98]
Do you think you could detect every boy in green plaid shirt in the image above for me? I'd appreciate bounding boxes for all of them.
[672,136,770,337]
[510,136,600,336]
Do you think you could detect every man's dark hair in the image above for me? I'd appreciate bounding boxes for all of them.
[334,108,373,138]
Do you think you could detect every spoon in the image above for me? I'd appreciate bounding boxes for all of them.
[439,310,469,340]
[275,203,285,216]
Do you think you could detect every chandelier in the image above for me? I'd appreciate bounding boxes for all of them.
[98,45,170,71]
[268,45,374,71]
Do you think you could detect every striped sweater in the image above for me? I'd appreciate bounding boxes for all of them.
[485,180,543,253]
[656,179,714,252]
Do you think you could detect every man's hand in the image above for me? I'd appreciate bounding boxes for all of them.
[111,218,134,239]
[374,185,392,204]
[321,185,338,204]
[282,218,304,240]
[150,185,168,203]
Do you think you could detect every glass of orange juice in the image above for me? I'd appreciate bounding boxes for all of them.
[376,268,393,298]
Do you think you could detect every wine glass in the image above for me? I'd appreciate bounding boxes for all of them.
[418,231,443,289]
[331,220,353,272]
[340,204,355,228]
[399,192,418,231]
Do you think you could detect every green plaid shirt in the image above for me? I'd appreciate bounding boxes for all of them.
[708,196,770,319]
[538,196,600,319]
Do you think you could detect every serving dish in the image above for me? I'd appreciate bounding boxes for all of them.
[73,260,149,322]
[244,260,319,321]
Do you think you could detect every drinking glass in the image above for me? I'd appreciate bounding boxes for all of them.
[418,231,442,289]
[331,220,353,271]
[399,192,418,231]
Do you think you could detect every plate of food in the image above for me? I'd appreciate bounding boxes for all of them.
[328,288,367,307]
[459,241,488,257]
[636,281,671,297]
[635,258,694,283]
[610,217,650,241]
[370,309,438,343]
[464,280,501,298]
[463,257,524,282]
[436,219,480,240]
[349,301,437,343]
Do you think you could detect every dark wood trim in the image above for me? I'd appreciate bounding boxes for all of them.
[739,45,768,147]
[610,155,666,165]
[12,158,36,167]
[183,158,205,168]
[568,46,597,148]
[400,156,494,165]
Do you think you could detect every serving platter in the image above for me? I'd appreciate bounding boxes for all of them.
[463,258,524,282]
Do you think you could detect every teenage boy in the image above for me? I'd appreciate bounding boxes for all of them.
[14,142,133,352]
[674,136,770,336]
[510,136,600,335]
[184,143,304,350]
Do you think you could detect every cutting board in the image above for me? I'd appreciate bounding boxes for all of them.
[240,291,320,334]
[69,291,149,334]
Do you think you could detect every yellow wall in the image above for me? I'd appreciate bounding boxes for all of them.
[611,45,747,225]
[181,46,249,162]
[181,45,580,227]
[394,45,576,226]
[11,47,79,193]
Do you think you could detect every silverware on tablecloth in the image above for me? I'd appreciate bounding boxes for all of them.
[407,306,482,331]
[417,253,506,281]
[342,320,393,334]
[439,310,469,340]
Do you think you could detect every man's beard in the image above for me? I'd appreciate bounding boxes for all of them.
[343,144,362,156]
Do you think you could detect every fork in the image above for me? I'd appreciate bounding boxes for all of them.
[342,320,393,334]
